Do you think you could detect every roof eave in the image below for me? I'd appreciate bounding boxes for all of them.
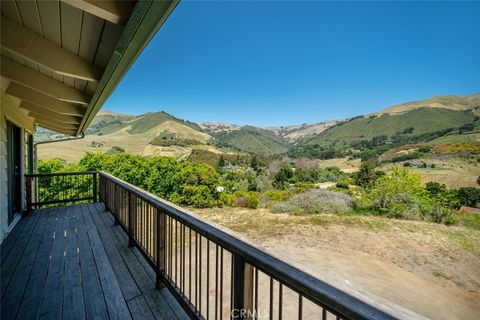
[76,0,179,135]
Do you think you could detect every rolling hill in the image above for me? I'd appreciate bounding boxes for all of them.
[377,93,480,115]
[305,108,478,147]
[36,92,479,162]
[210,126,289,156]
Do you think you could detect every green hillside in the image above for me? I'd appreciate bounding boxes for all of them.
[128,111,201,134]
[213,126,289,156]
[305,108,477,147]
[427,132,480,145]
[379,93,479,115]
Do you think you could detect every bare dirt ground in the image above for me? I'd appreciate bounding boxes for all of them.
[192,208,480,319]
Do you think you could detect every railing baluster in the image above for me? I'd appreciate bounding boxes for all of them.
[220,248,223,320]
[269,278,274,320]
[278,283,283,320]
[207,239,210,319]
[215,244,219,320]
[298,296,303,320]
[156,207,165,288]
[128,192,135,247]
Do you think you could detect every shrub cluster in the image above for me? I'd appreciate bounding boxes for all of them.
[272,189,354,214]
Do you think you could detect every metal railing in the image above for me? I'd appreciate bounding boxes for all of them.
[98,171,395,320]
[25,171,97,212]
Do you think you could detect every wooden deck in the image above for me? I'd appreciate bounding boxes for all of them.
[0,203,189,320]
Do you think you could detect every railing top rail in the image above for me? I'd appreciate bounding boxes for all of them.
[98,171,399,320]
[26,171,97,177]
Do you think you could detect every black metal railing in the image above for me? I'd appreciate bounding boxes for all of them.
[98,171,397,320]
[25,171,97,211]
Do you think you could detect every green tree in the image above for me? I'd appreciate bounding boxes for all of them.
[364,167,451,222]
[273,164,294,189]
[456,187,480,207]
[250,156,261,172]
[218,155,225,168]
[354,160,378,187]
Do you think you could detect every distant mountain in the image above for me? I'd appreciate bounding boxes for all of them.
[378,93,480,115]
[263,120,339,142]
[303,93,479,147]
[36,93,479,162]
[304,108,477,147]
[207,125,289,156]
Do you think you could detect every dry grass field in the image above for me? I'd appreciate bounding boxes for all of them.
[379,158,480,188]
[191,207,480,320]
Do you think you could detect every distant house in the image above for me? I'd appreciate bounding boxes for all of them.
[224,163,241,171]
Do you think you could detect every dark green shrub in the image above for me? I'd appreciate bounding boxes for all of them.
[272,189,354,214]
[456,187,480,207]
[263,190,293,202]
[234,191,260,209]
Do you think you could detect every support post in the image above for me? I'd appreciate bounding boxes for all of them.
[128,192,136,247]
[156,208,166,288]
[92,172,97,202]
[232,255,254,319]
[25,175,32,214]
[113,184,119,225]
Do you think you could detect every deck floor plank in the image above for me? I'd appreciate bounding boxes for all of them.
[0,214,29,265]
[82,204,132,320]
[1,203,186,320]
[40,205,68,320]
[95,203,189,320]
[78,205,109,320]
[127,295,156,320]
[63,206,86,320]
[0,211,41,298]
[86,204,142,302]
[93,203,177,320]
[1,210,48,319]
[17,207,59,319]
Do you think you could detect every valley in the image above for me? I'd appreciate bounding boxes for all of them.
[36,92,480,319]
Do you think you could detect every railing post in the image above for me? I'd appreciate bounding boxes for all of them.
[25,175,32,214]
[232,255,254,319]
[92,172,97,203]
[113,184,120,225]
[128,192,136,247]
[156,208,166,289]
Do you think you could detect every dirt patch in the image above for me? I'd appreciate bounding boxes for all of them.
[192,208,480,319]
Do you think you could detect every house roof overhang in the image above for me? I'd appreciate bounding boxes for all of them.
[1,0,178,136]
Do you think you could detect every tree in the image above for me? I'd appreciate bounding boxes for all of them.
[456,187,480,208]
[354,160,378,187]
[272,164,294,189]
[218,155,225,168]
[250,156,260,172]
[365,167,451,222]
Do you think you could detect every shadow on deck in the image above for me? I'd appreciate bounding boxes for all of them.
[0,202,188,320]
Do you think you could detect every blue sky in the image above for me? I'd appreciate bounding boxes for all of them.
[103,1,480,126]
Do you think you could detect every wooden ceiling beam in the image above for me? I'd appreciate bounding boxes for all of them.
[33,115,79,131]
[6,83,85,117]
[21,102,82,125]
[61,0,134,25]
[35,120,78,135]
[1,57,91,105]
[1,17,103,82]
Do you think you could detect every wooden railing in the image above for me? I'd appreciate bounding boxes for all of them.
[25,171,97,212]
[98,171,396,320]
